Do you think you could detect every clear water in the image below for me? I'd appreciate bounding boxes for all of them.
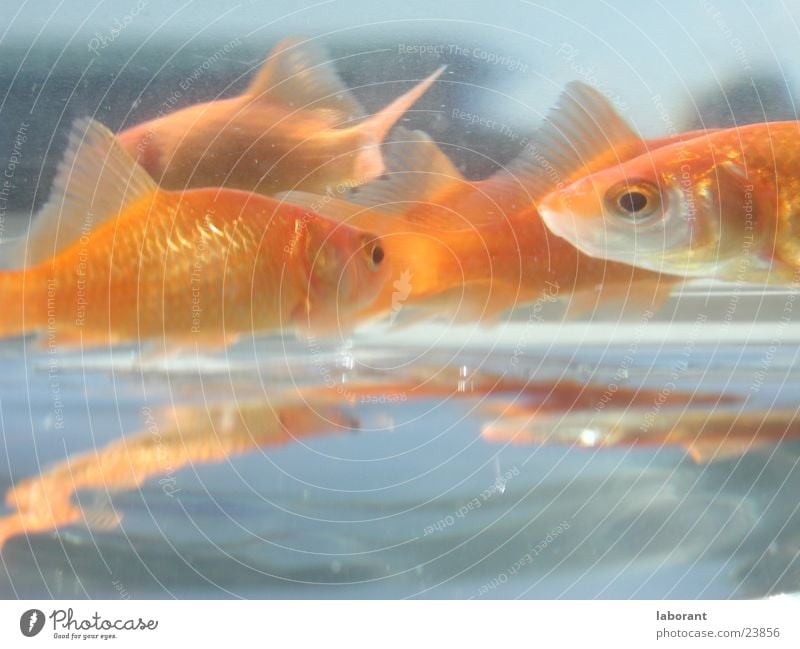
[2,0,800,599]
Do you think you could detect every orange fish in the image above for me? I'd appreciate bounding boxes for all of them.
[0,399,357,549]
[118,38,444,195]
[3,119,386,345]
[278,85,692,325]
[538,82,800,284]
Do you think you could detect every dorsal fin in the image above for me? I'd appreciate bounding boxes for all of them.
[247,37,365,122]
[488,81,646,203]
[11,117,158,267]
[348,128,466,215]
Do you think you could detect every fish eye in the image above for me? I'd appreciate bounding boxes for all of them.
[362,237,384,271]
[372,245,385,267]
[605,180,661,221]
[618,191,648,213]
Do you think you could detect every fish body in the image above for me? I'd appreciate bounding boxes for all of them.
[118,38,444,195]
[279,103,684,325]
[5,119,385,344]
[538,83,800,284]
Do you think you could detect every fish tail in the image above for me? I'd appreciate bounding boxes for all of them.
[350,66,446,183]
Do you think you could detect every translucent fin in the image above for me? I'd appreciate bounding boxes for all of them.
[349,127,465,216]
[11,117,158,267]
[349,67,446,185]
[247,37,365,122]
[488,81,646,203]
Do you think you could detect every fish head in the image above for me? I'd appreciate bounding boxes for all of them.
[302,217,387,323]
[539,143,757,278]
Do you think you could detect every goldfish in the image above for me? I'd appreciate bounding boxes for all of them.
[278,83,698,325]
[538,82,800,284]
[0,399,358,550]
[4,118,386,345]
[118,37,444,196]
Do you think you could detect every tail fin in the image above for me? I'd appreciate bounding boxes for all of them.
[350,67,446,183]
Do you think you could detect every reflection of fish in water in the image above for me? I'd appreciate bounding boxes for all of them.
[483,406,797,463]
[3,119,385,344]
[279,84,700,325]
[118,38,444,195]
[0,401,357,550]
[0,364,748,548]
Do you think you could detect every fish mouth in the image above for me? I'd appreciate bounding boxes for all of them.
[539,199,616,262]
[539,199,580,245]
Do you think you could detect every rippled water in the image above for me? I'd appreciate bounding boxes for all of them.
[2,317,799,599]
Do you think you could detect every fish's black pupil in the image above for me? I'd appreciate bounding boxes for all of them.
[372,245,384,266]
[618,191,648,213]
